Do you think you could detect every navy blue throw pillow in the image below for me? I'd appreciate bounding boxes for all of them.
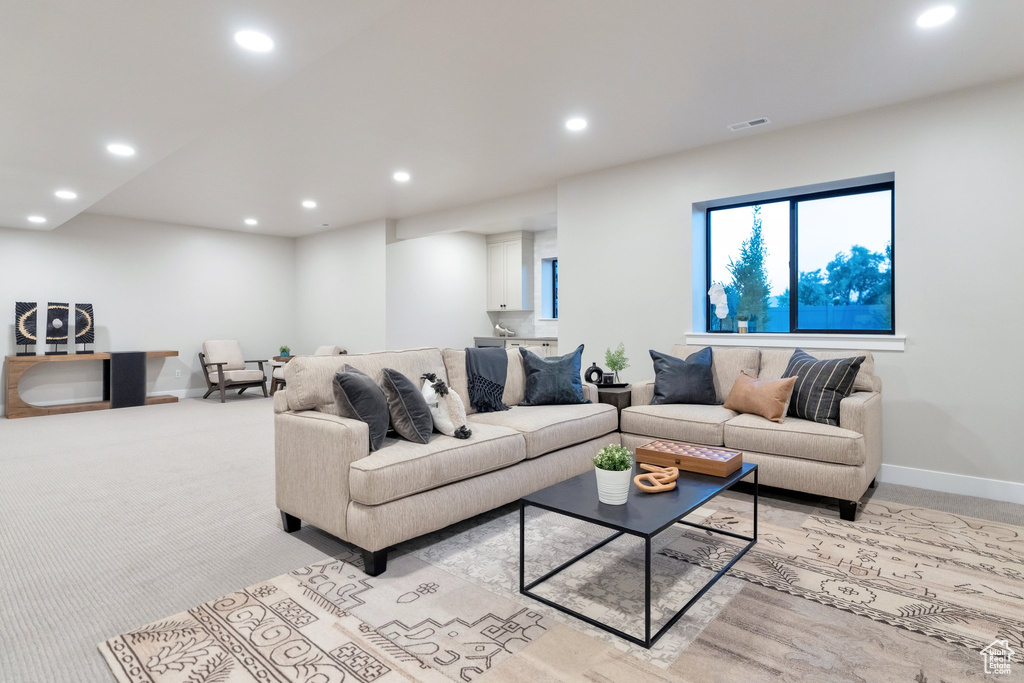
[650,347,718,405]
[518,344,589,406]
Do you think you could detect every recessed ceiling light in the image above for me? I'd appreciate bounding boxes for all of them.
[244,218,258,226]
[393,170,411,183]
[54,189,78,200]
[302,199,317,209]
[106,142,136,157]
[234,30,274,52]
[27,215,46,224]
[565,117,588,132]
[917,5,956,28]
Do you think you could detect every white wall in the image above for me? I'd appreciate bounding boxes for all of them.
[558,77,1024,486]
[386,232,492,349]
[0,213,294,410]
[293,219,387,354]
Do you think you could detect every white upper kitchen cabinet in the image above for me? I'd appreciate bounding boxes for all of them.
[486,231,534,311]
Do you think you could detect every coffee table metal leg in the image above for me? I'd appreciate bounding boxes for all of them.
[645,536,652,647]
[519,501,526,593]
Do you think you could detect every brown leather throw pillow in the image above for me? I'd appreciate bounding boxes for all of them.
[724,370,797,423]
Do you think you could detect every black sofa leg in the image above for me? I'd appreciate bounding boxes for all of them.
[281,511,301,532]
[362,549,388,576]
[838,500,858,521]
[869,477,876,489]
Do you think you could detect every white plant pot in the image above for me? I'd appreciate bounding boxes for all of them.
[595,466,632,505]
[737,320,748,334]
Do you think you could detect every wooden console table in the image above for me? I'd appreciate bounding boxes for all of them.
[4,351,179,419]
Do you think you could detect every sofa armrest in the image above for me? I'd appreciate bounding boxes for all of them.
[583,382,599,403]
[631,380,655,407]
[840,391,882,483]
[275,410,370,541]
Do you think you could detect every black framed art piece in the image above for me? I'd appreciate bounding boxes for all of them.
[75,303,95,354]
[15,302,38,355]
[45,302,70,355]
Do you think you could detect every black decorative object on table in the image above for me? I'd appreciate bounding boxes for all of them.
[520,461,758,648]
[108,352,147,408]
[74,303,95,354]
[14,302,37,356]
[45,303,70,355]
[584,362,604,385]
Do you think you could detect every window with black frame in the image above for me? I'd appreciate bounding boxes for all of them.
[706,182,894,334]
[552,258,558,319]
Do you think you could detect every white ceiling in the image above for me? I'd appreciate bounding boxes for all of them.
[6,0,1024,237]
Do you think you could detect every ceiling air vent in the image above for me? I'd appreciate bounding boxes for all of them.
[728,117,771,132]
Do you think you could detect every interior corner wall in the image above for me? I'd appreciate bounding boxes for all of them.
[293,219,387,354]
[385,232,491,350]
[0,213,295,411]
[557,77,1024,486]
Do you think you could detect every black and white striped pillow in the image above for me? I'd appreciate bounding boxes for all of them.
[783,350,865,426]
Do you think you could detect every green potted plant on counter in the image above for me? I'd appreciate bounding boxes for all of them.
[279,345,291,358]
[593,444,633,505]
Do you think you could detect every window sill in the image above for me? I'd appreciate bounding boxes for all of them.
[684,331,905,352]
[537,318,559,322]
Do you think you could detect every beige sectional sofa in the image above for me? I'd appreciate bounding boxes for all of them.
[621,345,882,521]
[274,347,618,575]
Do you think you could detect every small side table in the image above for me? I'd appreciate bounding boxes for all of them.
[597,385,631,416]
[270,356,294,395]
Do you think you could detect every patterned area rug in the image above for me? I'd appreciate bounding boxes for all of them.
[99,497,1024,682]
[662,498,1024,652]
[100,507,740,682]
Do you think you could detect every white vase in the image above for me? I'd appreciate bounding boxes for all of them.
[595,466,632,505]
[737,320,748,334]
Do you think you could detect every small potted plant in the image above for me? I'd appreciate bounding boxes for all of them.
[736,315,749,334]
[604,343,629,383]
[593,444,633,505]
[279,345,291,358]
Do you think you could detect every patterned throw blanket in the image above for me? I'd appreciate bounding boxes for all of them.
[465,347,509,413]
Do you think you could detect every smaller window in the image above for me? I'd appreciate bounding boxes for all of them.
[552,258,558,319]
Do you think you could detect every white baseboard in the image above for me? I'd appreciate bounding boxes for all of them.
[879,464,1024,505]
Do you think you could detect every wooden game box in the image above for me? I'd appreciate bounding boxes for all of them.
[634,440,743,478]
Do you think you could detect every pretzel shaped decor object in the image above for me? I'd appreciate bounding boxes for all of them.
[634,464,680,493]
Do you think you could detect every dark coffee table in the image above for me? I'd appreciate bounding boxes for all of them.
[519,461,757,648]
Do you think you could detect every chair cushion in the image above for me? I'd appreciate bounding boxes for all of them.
[209,368,264,384]
[620,404,738,446]
[468,403,617,459]
[203,340,245,371]
[348,423,525,505]
[724,413,865,466]
[272,366,285,380]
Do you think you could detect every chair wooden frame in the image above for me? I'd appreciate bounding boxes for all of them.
[199,352,268,403]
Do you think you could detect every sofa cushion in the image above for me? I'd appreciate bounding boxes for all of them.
[620,404,738,446]
[209,368,264,384]
[669,345,759,403]
[442,348,526,415]
[333,366,390,452]
[783,349,864,426]
[650,347,717,405]
[759,347,876,393]
[519,345,587,406]
[286,348,448,414]
[723,370,797,423]
[349,423,525,506]
[468,403,617,459]
[203,340,246,372]
[724,413,865,466]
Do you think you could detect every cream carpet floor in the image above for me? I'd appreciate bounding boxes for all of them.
[2,397,1022,682]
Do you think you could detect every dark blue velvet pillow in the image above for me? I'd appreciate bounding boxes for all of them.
[518,344,589,406]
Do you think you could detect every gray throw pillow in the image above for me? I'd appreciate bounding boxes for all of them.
[650,347,718,405]
[379,368,433,444]
[783,349,864,426]
[518,344,589,406]
[332,365,390,451]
